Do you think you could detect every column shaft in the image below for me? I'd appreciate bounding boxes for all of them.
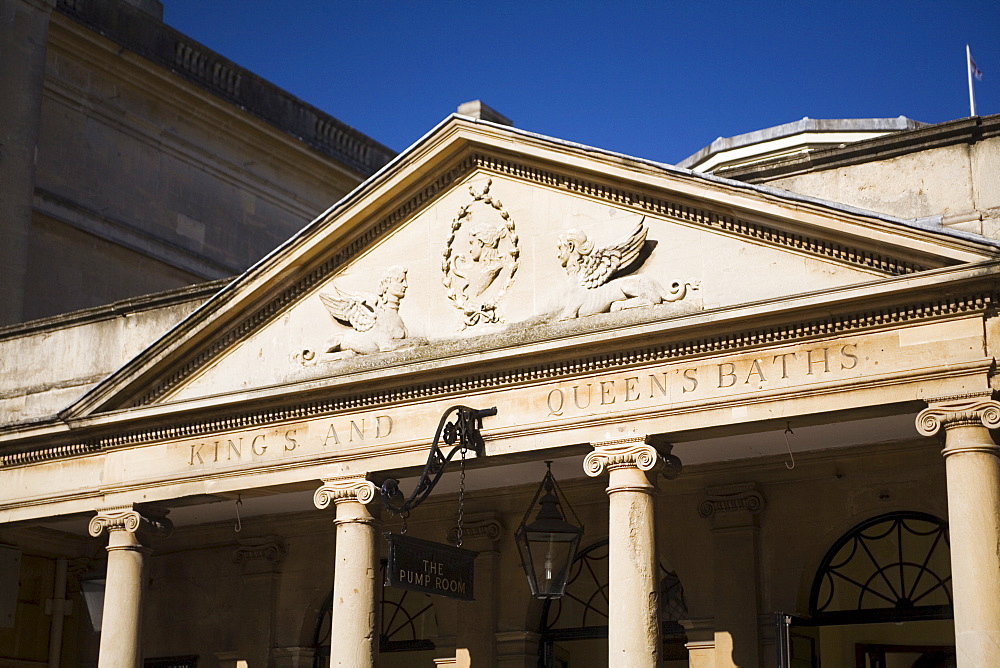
[607,464,661,666]
[711,526,760,667]
[314,477,380,668]
[98,530,147,668]
[942,424,1000,666]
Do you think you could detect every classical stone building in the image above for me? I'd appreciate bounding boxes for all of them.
[0,0,394,326]
[3,106,1000,668]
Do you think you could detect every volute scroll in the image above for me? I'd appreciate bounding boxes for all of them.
[916,395,1000,436]
[313,476,378,509]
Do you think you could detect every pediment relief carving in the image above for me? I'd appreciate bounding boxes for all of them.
[298,265,420,363]
[293,188,702,370]
[554,217,698,320]
[86,125,976,412]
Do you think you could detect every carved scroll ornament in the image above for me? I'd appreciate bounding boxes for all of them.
[88,505,172,539]
[446,517,504,545]
[442,178,519,327]
[584,437,681,479]
[698,484,766,519]
[313,476,378,509]
[232,537,286,569]
[916,396,1000,436]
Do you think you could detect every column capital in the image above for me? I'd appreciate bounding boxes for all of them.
[313,475,377,509]
[446,515,504,546]
[232,536,286,574]
[88,504,172,540]
[916,394,1000,436]
[584,436,681,479]
[698,483,766,520]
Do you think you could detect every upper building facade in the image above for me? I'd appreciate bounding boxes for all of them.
[4,4,1000,666]
[683,114,1000,242]
[2,110,1000,668]
[0,0,395,326]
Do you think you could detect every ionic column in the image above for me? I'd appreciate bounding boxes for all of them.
[585,436,681,668]
[917,396,1000,667]
[449,515,504,666]
[314,475,380,668]
[232,536,286,667]
[88,505,172,668]
[699,483,765,668]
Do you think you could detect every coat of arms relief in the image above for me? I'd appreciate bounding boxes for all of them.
[442,179,519,328]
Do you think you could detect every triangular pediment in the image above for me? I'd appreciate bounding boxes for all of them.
[65,116,999,416]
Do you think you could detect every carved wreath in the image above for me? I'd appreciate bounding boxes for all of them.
[442,178,519,327]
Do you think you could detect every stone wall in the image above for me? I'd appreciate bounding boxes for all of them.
[0,281,217,425]
[1,0,396,325]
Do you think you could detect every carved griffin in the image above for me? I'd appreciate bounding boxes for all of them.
[555,218,694,319]
[317,265,410,356]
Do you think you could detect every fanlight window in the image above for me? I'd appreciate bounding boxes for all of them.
[809,512,952,624]
[379,586,437,652]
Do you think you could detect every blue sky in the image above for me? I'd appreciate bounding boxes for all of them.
[164,1,999,164]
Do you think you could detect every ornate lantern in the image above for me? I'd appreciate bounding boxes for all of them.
[515,462,583,599]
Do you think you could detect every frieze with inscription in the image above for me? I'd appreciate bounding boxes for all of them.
[544,343,860,417]
[183,414,394,467]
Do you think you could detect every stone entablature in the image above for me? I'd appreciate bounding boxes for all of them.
[0,315,992,524]
[3,116,1000,529]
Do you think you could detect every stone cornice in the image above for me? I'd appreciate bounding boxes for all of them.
[718,115,1000,184]
[88,504,172,539]
[916,394,1000,436]
[313,476,377,509]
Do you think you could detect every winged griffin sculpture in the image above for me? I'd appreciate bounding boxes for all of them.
[317,265,410,356]
[555,218,694,319]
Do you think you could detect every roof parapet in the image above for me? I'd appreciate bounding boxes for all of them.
[679,116,926,173]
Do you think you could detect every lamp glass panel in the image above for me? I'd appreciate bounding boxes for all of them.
[524,532,579,598]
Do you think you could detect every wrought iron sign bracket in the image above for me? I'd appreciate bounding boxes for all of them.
[380,405,497,516]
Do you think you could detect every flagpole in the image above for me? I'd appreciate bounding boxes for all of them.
[967,44,977,117]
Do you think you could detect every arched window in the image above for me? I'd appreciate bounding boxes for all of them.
[809,511,952,625]
[313,560,437,667]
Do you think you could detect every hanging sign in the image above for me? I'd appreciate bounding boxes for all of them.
[384,533,476,601]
